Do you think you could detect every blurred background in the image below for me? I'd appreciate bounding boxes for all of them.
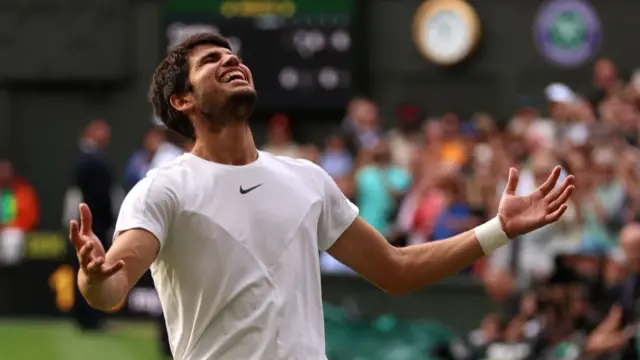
[2,0,640,359]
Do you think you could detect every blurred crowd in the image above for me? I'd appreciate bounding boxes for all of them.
[4,55,640,358]
[314,58,640,280]
[265,56,640,359]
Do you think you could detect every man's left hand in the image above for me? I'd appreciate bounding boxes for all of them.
[497,166,575,238]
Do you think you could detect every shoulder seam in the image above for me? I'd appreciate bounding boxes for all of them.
[140,167,173,219]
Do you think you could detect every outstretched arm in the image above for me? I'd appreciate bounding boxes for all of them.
[327,167,574,295]
[328,218,483,294]
[75,225,158,311]
[71,173,176,311]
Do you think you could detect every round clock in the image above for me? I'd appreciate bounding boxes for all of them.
[412,0,481,66]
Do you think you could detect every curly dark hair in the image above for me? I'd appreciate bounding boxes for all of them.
[148,33,231,140]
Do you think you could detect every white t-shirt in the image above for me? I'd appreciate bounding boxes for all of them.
[115,151,359,360]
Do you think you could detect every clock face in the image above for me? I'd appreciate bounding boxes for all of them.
[412,0,480,66]
[422,10,473,63]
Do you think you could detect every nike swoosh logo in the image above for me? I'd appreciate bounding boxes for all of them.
[239,184,262,194]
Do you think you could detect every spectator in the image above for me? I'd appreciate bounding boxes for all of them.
[588,58,622,113]
[509,94,556,151]
[544,305,628,360]
[123,127,165,191]
[71,118,115,332]
[0,159,39,231]
[342,97,382,153]
[320,133,352,179]
[619,148,640,222]
[74,119,114,242]
[299,144,320,164]
[418,119,466,172]
[0,159,39,266]
[151,129,192,169]
[603,248,628,291]
[440,113,468,168]
[395,166,448,245]
[387,104,421,171]
[615,222,640,359]
[261,113,300,158]
[579,146,626,252]
[431,174,479,242]
[356,140,411,239]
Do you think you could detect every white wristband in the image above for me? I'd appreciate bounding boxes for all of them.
[474,217,510,254]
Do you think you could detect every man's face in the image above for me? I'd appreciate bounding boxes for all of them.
[594,60,617,89]
[354,101,379,131]
[180,44,257,127]
[549,102,569,120]
[93,121,111,147]
[326,135,344,150]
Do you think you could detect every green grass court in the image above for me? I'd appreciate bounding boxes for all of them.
[0,320,167,360]
[0,317,449,359]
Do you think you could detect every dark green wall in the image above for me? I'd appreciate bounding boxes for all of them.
[322,275,495,332]
[4,1,163,230]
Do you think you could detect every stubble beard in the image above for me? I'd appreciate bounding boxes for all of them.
[198,88,258,131]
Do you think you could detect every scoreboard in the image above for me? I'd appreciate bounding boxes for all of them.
[164,0,355,110]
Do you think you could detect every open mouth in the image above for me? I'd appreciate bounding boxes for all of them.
[221,70,247,84]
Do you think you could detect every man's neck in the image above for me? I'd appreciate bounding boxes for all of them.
[192,123,258,166]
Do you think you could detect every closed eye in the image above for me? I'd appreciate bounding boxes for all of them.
[198,53,222,67]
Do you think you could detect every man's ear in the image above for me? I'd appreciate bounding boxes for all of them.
[169,93,195,113]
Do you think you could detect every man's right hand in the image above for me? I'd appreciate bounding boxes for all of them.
[69,203,124,285]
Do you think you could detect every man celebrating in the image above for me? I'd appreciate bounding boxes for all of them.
[68,33,574,360]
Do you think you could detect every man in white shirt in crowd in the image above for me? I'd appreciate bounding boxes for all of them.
[150,128,194,169]
[68,33,575,360]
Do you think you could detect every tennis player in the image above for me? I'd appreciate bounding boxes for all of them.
[68,33,574,360]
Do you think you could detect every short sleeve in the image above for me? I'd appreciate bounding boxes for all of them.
[113,171,177,251]
[317,166,359,251]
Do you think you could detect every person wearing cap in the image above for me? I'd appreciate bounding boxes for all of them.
[546,83,577,107]
[545,83,596,152]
